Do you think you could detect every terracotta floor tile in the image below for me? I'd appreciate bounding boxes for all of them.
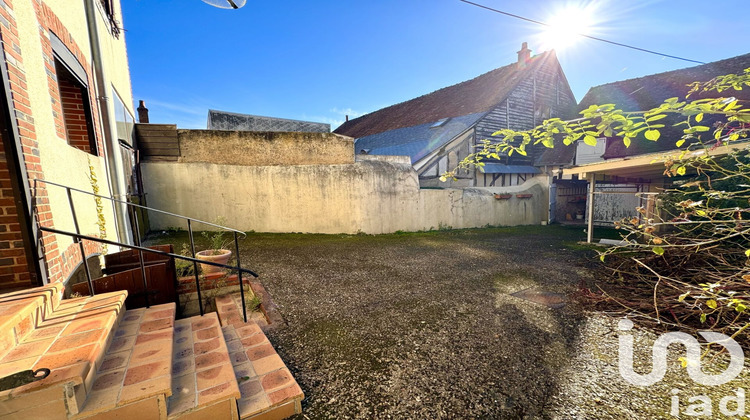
[267,383,303,407]
[226,340,243,353]
[232,362,257,381]
[100,350,131,372]
[131,340,171,363]
[119,312,144,325]
[194,326,219,342]
[246,343,275,361]
[196,381,238,406]
[235,323,261,338]
[221,327,238,342]
[193,337,220,356]
[172,358,195,376]
[1,337,54,362]
[237,393,271,418]
[124,359,170,386]
[141,308,174,322]
[173,345,194,361]
[238,378,263,398]
[35,342,97,369]
[195,351,230,370]
[196,363,235,391]
[251,355,286,377]
[135,329,171,345]
[91,368,126,392]
[118,374,171,405]
[230,351,249,366]
[62,314,113,336]
[114,323,140,338]
[48,329,105,353]
[107,336,136,353]
[190,316,218,332]
[24,325,64,342]
[138,318,173,334]
[260,368,294,393]
[239,334,267,348]
[167,373,196,414]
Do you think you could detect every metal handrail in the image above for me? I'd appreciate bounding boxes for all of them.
[34,179,246,237]
[32,179,256,321]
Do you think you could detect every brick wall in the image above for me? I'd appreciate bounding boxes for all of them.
[0,0,108,289]
[58,76,92,154]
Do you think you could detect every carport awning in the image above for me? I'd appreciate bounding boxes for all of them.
[480,164,541,174]
[563,141,750,180]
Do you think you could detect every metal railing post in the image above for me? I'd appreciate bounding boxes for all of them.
[187,219,204,316]
[67,188,95,296]
[235,232,247,322]
[128,205,150,308]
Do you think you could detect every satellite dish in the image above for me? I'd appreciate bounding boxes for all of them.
[201,0,246,9]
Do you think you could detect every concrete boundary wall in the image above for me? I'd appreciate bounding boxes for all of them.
[142,160,547,234]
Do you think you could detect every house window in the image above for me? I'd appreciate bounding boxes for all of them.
[100,0,121,38]
[55,60,98,155]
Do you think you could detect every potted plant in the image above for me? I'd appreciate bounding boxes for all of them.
[196,228,232,274]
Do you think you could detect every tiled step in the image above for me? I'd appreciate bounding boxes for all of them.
[167,312,240,419]
[223,324,302,420]
[215,293,303,420]
[75,303,176,419]
[0,283,65,359]
[0,290,128,419]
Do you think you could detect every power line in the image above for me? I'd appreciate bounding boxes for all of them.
[459,0,706,65]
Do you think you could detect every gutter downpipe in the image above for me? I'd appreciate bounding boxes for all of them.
[83,0,133,245]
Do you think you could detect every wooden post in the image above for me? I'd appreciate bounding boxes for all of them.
[586,173,595,243]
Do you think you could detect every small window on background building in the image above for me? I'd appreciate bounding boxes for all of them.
[55,59,98,155]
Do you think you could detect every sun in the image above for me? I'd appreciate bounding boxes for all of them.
[538,4,596,51]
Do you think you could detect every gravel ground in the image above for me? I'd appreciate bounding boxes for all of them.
[148,225,749,419]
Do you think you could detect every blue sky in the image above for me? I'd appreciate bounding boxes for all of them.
[122,0,750,130]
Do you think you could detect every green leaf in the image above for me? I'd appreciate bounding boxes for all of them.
[599,254,606,262]
[676,166,686,176]
[676,139,685,147]
[623,137,631,148]
[693,126,710,132]
[646,114,667,122]
[678,292,690,302]
[583,135,598,146]
[745,249,750,258]
[700,313,707,323]
[736,303,747,313]
[695,113,704,122]
[652,246,665,256]
[706,299,718,309]
[645,129,661,141]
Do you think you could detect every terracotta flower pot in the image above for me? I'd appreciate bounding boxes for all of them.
[494,194,512,200]
[196,249,232,274]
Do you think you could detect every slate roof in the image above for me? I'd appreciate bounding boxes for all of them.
[354,112,485,164]
[577,52,750,157]
[480,164,541,174]
[334,51,559,139]
[207,109,330,133]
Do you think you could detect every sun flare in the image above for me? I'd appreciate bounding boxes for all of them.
[539,5,596,51]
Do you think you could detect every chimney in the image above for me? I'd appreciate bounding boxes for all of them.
[517,42,531,69]
[345,115,349,122]
[137,100,149,123]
